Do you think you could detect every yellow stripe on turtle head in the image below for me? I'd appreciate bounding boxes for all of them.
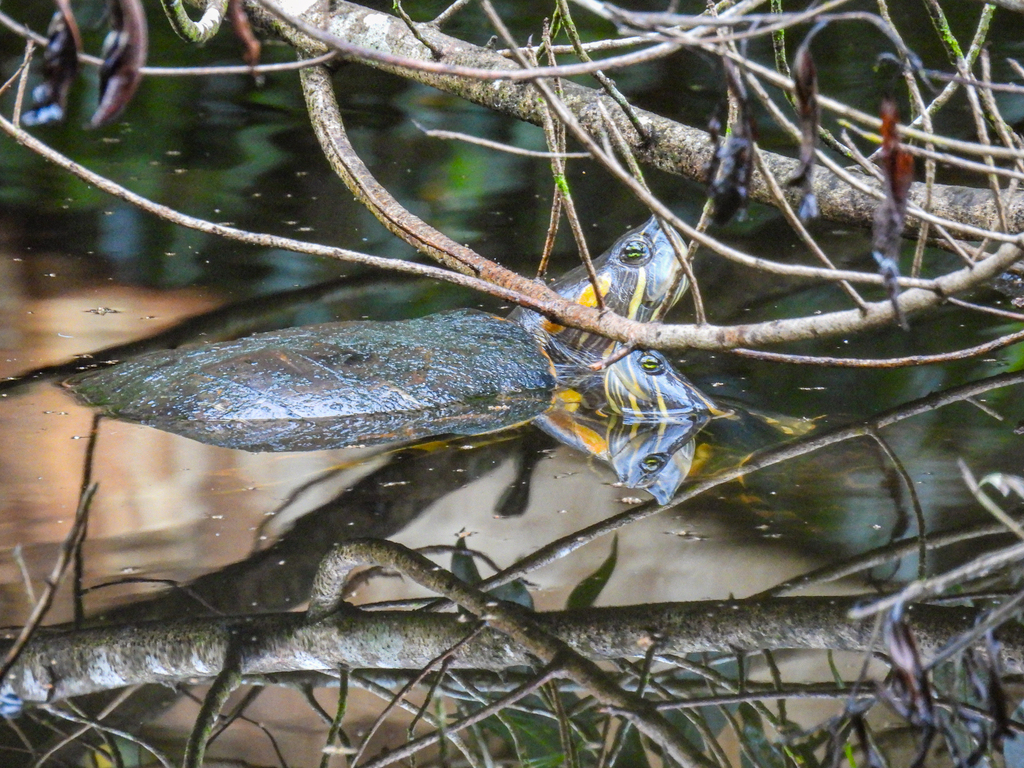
[578,275,612,308]
[655,388,669,418]
[553,388,584,412]
[626,268,647,320]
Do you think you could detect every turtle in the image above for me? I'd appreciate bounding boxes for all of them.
[65,218,710,456]
[576,348,720,423]
[65,309,558,452]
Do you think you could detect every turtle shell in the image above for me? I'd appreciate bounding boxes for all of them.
[65,309,556,452]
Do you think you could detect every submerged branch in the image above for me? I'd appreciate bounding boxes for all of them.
[2,596,1015,704]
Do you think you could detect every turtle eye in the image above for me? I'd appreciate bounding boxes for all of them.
[638,353,665,375]
[621,238,651,263]
[641,453,668,473]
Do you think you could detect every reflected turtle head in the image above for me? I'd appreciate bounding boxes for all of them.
[607,423,699,505]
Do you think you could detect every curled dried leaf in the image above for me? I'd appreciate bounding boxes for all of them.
[22,0,82,126]
[706,58,757,226]
[966,632,1012,752]
[90,0,148,128]
[881,604,936,768]
[228,0,261,69]
[871,96,913,330]
[787,34,819,220]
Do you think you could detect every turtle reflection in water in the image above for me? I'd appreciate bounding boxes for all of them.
[516,217,718,502]
[65,217,718,501]
[539,350,720,504]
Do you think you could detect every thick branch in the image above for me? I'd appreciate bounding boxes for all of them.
[295,58,1024,347]
[309,539,709,768]
[3,597,1020,704]
[248,0,1024,237]
[4,11,1022,351]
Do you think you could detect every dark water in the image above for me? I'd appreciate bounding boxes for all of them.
[2,0,1024,763]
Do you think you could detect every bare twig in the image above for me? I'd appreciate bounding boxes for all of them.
[311,538,713,767]
[412,121,590,158]
[182,657,243,768]
[358,663,563,768]
[0,484,94,688]
[161,0,229,43]
[41,698,174,768]
[867,428,928,580]
[958,459,1024,542]
[466,370,1024,598]
[349,622,487,766]
[729,326,1024,367]
[72,414,101,628]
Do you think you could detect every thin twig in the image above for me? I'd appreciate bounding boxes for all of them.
[0,40,33,101]
[358,663,563,768]
[927,587,1024,669]
[73,413,101,628]
[946,296,1024,322]
[432,0,476,28]
[867,428,928,580]
[349,623,486,766]
[27,686,147,768]
[159,0,228,44]
[555,0,651,143]
[759,516,1024,599]
[849,540,1024,620]
[182,658,243,768]
[412,121,590,158]
[12,546,36,606]
[728,326,1024,367]
[0,484,94,686]
[319,670,352,768]
[312,537,713,768]
[12,40,32,126]
[466,370,1024,598]
[40,700,174,768]
[393,0,444,59]
[958,458,1024,542]
[0,8,338,74]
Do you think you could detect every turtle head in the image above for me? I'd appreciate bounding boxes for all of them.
[604,217,689,323]
[508,217,690,370]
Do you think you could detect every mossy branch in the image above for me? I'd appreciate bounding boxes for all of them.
[160,0,228,43]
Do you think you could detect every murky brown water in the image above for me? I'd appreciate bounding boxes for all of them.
[3,0,1024,763]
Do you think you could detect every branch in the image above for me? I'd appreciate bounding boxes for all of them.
[4,19,1022,352]
[248,0,1024,238]
[160,0,228,43]
[308,539,712,768]
[458,370,1024,598]
[296,59,1024,348]
[2,596,1015,703]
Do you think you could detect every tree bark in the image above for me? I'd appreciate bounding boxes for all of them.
[4,597,1019,703]
[247,0,1022,239]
